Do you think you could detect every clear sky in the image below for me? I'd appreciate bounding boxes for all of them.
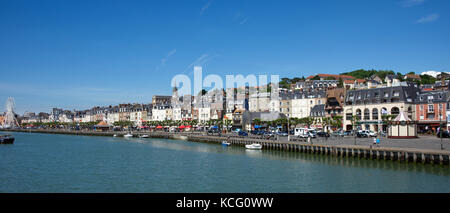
[1,0,449,114]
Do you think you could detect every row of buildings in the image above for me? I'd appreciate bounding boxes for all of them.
[13,73,450,133]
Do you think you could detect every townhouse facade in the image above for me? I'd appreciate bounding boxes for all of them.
[343,85,420,132]
[415,90,448,133]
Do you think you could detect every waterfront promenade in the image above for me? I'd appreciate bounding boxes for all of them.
[3,129,450,165]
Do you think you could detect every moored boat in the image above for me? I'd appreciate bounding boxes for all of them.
[222,141,231,146]
[139,134,149,138]
[123,133,133,138]
[0,135,15,144]
[245,143,262,150]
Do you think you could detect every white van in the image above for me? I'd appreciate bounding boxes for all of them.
[294,128,313,138]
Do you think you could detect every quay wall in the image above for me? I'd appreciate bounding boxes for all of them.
[3,129,450,165]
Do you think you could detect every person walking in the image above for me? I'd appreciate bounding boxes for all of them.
[376,137,380,147]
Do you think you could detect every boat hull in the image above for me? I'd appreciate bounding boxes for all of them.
[0,137,14,144]
[245,144,262,150]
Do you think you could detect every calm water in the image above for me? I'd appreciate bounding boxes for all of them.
[0,131,449,192]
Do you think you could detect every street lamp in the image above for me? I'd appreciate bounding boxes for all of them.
[440,109,443,150]
[287,116,290,141]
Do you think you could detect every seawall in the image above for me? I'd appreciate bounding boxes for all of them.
[3,129,450,165]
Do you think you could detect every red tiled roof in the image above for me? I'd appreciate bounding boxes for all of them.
[306,74,355,80]
[344,80,354,84]
[405,74,420,79]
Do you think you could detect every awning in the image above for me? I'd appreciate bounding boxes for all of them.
[156,125,163,129]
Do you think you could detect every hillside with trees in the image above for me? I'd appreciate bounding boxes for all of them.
[340,69,396,80]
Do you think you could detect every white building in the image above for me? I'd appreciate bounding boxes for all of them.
[152,105,171,121]
[82,112,93,123]
[106,112,120,124]
[249,92,271,112]
[291,92,326,119]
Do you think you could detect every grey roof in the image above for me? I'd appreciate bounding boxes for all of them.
[434,80,449,87]
[385,75,398,81]
[416,90,448,104]
[310,104,325,117]
[345,85,421,106]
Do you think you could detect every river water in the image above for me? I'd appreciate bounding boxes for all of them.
[0,131,449,192]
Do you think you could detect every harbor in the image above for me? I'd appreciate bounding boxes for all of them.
[3,129,450,165]
[1,131,449,193]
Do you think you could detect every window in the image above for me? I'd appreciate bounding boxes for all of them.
[346,113,352,120]
[428,105,434,113]
[372,108,379,120]
[356,109,362,120]
[393,91,399,97]
[364,109,370,120]
[420,105,424,111]
[391,107,400,115]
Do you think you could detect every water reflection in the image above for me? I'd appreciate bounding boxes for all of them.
[52,134,450,178]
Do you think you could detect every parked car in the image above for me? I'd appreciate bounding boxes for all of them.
[331,131,344,137]
[277,131,288,136]
[208,128,221,135]
[238,131,248,137]
[263,131,275,139]
[436,130,450,138]
[364,130,377,137]
[297,132,315,138]
[343,130,352,136]
[251,130,265,135]
[317,132,330,137]
[356,131,369,138]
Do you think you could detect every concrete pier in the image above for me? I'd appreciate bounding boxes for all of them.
[3,129,450,165]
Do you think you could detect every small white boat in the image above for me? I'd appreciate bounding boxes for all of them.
[123,133,133,138]
[113,134,117,137]
[222,141,231,146]
[139,134,149,138]
[245,143,262,150]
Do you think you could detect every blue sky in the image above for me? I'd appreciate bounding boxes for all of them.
[1,0,449,114]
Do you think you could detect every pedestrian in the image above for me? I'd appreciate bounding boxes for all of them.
[376,137,380,147]
[373,137,377,145]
